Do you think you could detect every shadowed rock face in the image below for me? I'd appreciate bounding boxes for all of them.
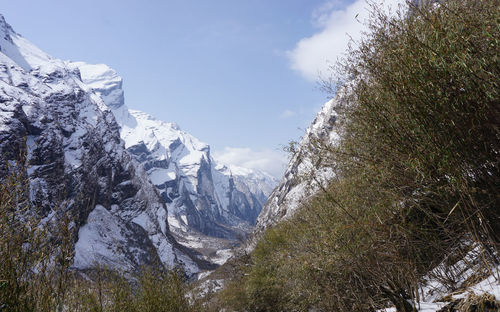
[0,14,204,275]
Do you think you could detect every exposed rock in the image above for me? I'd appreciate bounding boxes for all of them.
[0,12,278,274]
[252,96,339,241]
[0,14,203,275]
[68,58,278,265]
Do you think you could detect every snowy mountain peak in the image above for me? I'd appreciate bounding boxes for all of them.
[0,14,15,39]
[0,15,206,275]
[215,163,278,197]
[0,12,276,275]
[71,60,278,265]
[0,14,64,73]
[68,62,124,109]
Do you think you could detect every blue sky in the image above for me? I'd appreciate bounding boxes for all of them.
[1,0,402,177]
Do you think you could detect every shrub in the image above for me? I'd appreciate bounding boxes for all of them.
[213,0,500,310]
[0,158,75,312]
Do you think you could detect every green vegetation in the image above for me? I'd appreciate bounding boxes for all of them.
[212,0,500,311]
[0,158,74,312]
[63,267,195,312]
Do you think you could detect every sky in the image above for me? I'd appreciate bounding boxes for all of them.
[1,0,403,177]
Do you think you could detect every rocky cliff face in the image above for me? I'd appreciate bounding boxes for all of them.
[70,62,278,264]
[253,96,339,237]
[0,14,205,275]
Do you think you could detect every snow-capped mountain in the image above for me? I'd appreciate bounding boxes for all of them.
[0,14,210,275]
[68,59,278,263]
[0,11,278,273]
[253,96,339,238]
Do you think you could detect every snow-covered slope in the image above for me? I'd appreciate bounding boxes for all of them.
[253,96,339,239]
[70,61,278,264]
[380,246,500,311]
[0,14,203,275]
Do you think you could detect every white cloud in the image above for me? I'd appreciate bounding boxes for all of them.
[288,0,405,81]
[280,109,296,119]
[311,0,344,28]
[213,147,288,178]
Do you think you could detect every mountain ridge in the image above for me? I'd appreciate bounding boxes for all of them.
[0,14,277,275]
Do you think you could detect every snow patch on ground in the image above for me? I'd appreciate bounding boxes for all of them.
[212,249,234,265]
[379,253,500,312]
